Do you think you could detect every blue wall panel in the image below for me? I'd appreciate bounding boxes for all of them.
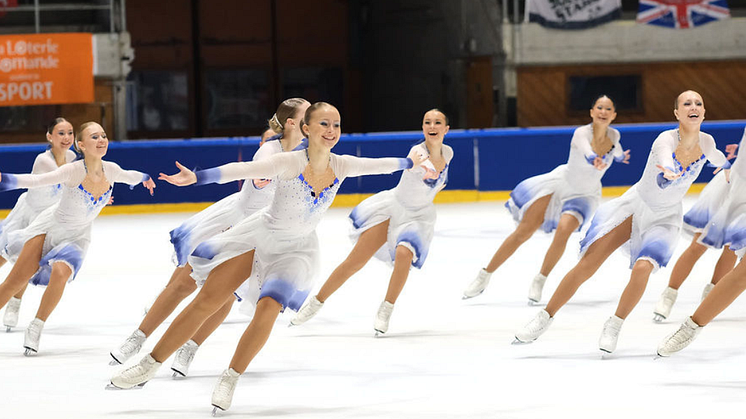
[1,121,743,209]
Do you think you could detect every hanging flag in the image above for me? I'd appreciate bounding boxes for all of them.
[637,0,731,29]
[525,0,622,29]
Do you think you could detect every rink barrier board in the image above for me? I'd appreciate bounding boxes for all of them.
[0,183,708,218]
[0,120,741,211]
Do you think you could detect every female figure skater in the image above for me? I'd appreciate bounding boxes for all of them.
[652,154,738,322]
[289,108,452,335]
[0,122,155,355]
[464,95,630,304]
[514,91,732,354]
[1,118,77,332]
[108,102,427,415]
[657,127,745,357]
[109,98,309,378]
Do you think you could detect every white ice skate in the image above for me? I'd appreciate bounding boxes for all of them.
[110,329,147,366]
[653,287,678,323]
[656,317,702,357]
[374,301,394,336]
[701,283,715,301]
[23,318,44,356]
[3,296,22,332]
[107,354,161,389]
[527,273,547,305]
[514,310,553,344]
[171,339,199,378]
[289,296,324,326]
[463,268,492,299]
[211,368,241,415]
[599,315,624,354]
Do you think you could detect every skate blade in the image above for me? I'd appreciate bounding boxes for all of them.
[109,357,122,366]
[5,326,11,333]
[652,314,665,323]
[461,292,482,300]
[105,382,146,390]
[374,330,385,337]
[511,338,532,345]
[172,371,186,379]
[527,299,539,306]
[23,348,37,356]
[212,406,225,416]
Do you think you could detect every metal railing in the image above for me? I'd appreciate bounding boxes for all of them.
[0,0,126,33]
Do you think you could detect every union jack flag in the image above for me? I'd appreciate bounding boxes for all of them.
[637,0,730,29]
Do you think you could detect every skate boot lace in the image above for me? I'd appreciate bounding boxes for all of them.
[666,324,696,350]
[121,334,144,355]
[175,344,196,366]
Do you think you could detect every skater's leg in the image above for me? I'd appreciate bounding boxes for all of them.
[614,259,655,319]
[710,247,737,285]
[138,265,197,337]
[384,245,414,304]
[191,298,233,345]
[316,220,389,302]
[539,213,580,277]
[667,234,707,290]
[691,259,746,326]
[545,217,632,317]
[228,296,282,374]
[34,262,72,321]
[0,235,45,309]
[150,251,254,362]
[485,194,551,273]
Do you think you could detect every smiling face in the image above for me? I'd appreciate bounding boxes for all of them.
[303,104,341,150]
[46,121,74,155]
[674,90,705,127]
[76,122,109,158]
[422,110,449,146]
[590,96,617,127]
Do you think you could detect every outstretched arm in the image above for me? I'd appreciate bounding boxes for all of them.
[0,163,76,192]
[105,162,155,195]
[338,148,427,179]
[160,154,285,187]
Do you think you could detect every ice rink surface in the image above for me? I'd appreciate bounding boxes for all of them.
[1,199,745,419]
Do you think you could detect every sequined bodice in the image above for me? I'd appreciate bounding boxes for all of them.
[261,174,342,238]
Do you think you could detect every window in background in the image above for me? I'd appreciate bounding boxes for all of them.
[568,75,642,113]
[0,105,59,133]
[282,67,344,107]
[126,70,189,132]
[204,69,270,131]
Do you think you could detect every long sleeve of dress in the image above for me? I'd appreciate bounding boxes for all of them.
[612,131,626,162]
[194,152,291,185]
[570,127,598,165]
[103,162,151,189]
[700,134,730,169]
[334,155,413,179]
[0,163,78,192]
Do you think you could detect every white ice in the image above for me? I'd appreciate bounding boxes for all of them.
[1,199,745,419]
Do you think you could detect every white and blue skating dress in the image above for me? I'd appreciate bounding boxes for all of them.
[580,129,730,271]
[506,124,624,233]
[0,149,77,262]
[348,142,453,268]
[682,170,729,235]
[187,150,413,312]
[0,160,150,285]
[699,128,746,258]
[168,139,304,267]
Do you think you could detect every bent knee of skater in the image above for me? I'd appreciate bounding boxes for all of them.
[631,259,655,276]
[171,277,198,297]
[395,245,414,262]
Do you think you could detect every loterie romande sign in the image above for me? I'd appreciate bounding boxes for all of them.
[0,33,93,106]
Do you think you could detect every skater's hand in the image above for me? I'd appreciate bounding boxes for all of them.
[107,195,114,205]
[592,156,608,170]
[407,148,428,169]
[725,143,739,160]
[142,178,156,195]
[252,178,271,189]
[621,149,631,164]
[159,161,197,187]
[656,165,681,181]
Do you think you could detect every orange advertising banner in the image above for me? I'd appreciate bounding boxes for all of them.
[0,33,93,107]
